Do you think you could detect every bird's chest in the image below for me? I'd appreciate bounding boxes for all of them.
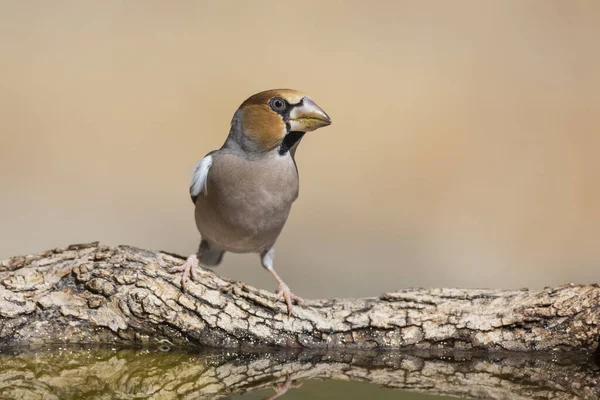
[214,153,298,211]
[195,153,299,251]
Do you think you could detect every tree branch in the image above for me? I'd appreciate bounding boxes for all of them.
[1,242,599,352]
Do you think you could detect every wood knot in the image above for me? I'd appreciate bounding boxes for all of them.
[1,256,27,272]
[85,278,117,297]
[67,242,100,250]
[87,294,107,309]
[72,263,95,283]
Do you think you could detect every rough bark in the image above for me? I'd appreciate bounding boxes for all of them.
[1,242,599,352]
[0,346,599,399]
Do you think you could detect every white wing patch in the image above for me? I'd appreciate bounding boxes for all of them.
[190,155,213,199]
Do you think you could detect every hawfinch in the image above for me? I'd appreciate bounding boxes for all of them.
[173,89,332,315]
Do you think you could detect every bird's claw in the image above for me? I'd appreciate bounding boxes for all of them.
[276,283,304,316]
[170,254,199,291]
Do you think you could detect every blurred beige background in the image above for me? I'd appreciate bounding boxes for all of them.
[1,0,598,298]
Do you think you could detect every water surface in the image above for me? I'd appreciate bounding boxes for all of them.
[0,346,597,399]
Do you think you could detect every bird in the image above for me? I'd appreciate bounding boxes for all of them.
[172,89,332,315]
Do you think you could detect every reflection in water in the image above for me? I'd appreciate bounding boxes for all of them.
[0,346,598,399]
[262,375,303,400]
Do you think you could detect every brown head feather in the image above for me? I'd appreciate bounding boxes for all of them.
[240,89,306,108]
[238,89,307,151]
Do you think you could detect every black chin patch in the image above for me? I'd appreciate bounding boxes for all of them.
[279,131,305,155]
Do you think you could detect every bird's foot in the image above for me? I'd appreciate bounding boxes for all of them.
[170,254,199,291]
[276,282,304,316]
[265,375,302,400]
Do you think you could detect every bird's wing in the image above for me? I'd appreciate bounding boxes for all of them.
[190,154,213,203]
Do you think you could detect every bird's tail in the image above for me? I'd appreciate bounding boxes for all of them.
[199,248,225,267]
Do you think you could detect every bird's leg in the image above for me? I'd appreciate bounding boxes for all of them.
[272,270,304,315]
[261,249,304,316]
[264,375,303,400]
[171,248,202,291]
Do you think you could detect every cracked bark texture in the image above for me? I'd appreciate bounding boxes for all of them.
[1,242,599,352]
[0,347,599,399]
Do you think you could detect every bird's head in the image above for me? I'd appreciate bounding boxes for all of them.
[232,89,331,154]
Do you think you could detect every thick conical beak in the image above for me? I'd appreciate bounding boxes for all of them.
[288,97,331,132]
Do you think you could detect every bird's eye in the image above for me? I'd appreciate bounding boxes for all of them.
[270,98,286,112]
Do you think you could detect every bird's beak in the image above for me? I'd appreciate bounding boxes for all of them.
[288,97,332,132]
